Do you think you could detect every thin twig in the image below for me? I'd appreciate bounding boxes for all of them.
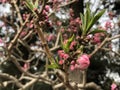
[55,69,75,90]
[55,31,61,47]
[90,34,120,57]
[101,48,120,57]
[82,71,86,88]
[0,73,23,88]
[89,36,109,57]
[19,78,38,90]
[12,0,23,25]
[58,0,77,8]
[77,82,102,90]
[8,15,30,51]
[107,34,120,41]
[10,55,51,82]
[35,23,54,63]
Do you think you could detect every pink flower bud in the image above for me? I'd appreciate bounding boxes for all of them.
[47,34,55,42]
[20,31,27,38]
[70,41,77,50]
[59,60,64,65]
[42,10,47,16]
[74,63,80,69]
[23,62,30,71]
[45,5,50,12]
[26,21,33,28]
[23,14,29,20]
[56,21,62,26]
[76,54,90,70]
[105,21,114,29]
[75,17,81,24]
[111,83,118,90]
[71,60,75,65]
[58,50,69,60]
[93,33,101,44]
[63,34,68,40]
[58,50,64,55]
[69,8,74,17]
[58,50,64,59]
[93,36,101,44]
[70,65,75,71]
[29,23,33,28]
[63,53,69,60]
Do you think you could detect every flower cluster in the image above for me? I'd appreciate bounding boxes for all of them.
[70,54,90,71]
[93,33,101,44]
[58,50,69,65]
[105,21,114,30]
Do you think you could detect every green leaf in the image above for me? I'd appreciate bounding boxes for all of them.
[67,34,74,44]
[88,29,106,35]
[60,33,64,50]
[60,34,74,53]
[25,0,34,10]
[83,11,87,33]
[86,4,91,23]
[64,34,74,53]
[86,9,105,33]
[83,7,91,35]
[80,13,84,31]
[34,0,39,9]
[46,63,59,69]
[25,0,37,15]
[55,57,59,64]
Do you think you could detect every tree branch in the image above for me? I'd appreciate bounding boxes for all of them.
[0,73,23,88]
